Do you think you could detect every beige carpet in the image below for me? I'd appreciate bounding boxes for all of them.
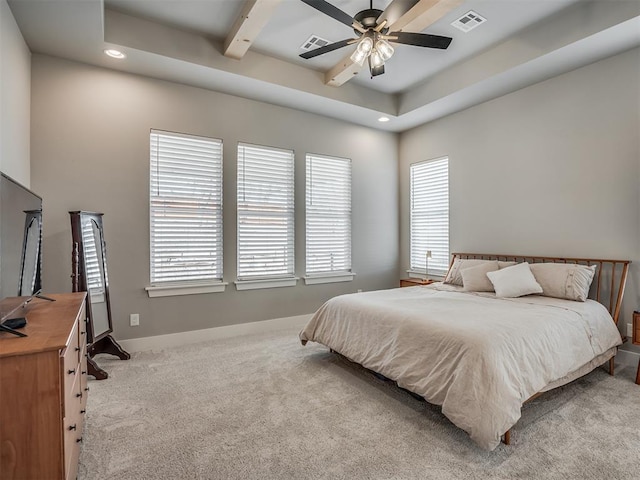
[79,327,640,480]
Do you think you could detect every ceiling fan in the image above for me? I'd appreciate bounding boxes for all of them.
[299,0,453,78]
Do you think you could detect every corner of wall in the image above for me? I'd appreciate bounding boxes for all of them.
[0,0,31,186]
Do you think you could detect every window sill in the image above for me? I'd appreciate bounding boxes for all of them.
[145,282,228,298]
[304,273,355,285]
[235,277,298,291]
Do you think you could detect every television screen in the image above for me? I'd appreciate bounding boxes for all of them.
[0,173,43,320]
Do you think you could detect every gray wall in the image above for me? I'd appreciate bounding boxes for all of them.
[31,54,399,340]
[0,0,30,185]
[400,48,640,356]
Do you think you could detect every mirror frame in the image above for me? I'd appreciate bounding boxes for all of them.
[69,211,129,380]
[18,209,42,297]
[69,211,113,343]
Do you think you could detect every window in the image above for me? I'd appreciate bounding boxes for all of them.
[410,157,449,277]
[305,154,353,284]
[147,130,224,297]
[236,143,295,289]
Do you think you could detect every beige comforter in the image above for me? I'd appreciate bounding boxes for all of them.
[299,284,622,450]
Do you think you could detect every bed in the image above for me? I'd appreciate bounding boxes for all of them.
[299,253,630,450]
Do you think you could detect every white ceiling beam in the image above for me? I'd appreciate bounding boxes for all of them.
[323,0,462,87]
[223,0,282,60]
[324,51,363,87]
[389,0,463,33]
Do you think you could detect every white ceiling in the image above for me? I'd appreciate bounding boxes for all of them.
[7,0,640,131]
[105,0,583,93]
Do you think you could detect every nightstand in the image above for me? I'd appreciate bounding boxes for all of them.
[633,311,639,385]
[400,278,435,288]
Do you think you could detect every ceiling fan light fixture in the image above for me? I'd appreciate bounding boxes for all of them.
[370,49,384,68]
[350,33,374,66]
[350,48,368,66]
[376,37,394,62]
[299,0,454,80]
[357,35,374,54]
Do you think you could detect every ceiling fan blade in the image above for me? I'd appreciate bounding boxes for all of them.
[299,0,356,28]
[370,63,385,77]
[387,31,452,49]
[300,39,356,59]
[377,0,420,26]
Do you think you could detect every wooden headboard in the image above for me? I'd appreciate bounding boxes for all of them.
[451,253,631,325]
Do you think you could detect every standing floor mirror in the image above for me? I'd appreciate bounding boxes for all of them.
[19,209,42,297]
[70,211,129,380]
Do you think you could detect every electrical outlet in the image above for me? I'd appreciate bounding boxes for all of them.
[627,323,633,338]
[130,313,140,327]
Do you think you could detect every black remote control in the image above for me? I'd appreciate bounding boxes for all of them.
[3,317,27,329]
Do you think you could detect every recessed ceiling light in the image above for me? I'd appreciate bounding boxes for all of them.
[378,116,390,122]
[104,49,126,59]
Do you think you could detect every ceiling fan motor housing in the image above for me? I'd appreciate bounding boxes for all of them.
[353,9,387,35]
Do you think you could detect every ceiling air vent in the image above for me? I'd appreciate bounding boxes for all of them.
[451,11,486,33]
[301,35,331,51]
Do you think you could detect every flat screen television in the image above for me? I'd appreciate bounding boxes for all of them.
[0,172,43,322]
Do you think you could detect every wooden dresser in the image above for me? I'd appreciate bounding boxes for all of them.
[0,292,88,480]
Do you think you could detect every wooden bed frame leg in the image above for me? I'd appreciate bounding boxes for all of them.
[609,357,615,376]
[503,429,511,445]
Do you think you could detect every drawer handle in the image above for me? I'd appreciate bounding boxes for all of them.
[76,437,83,443]
[80,331,86,336]
[76,392,82,398]
[80,409,86,414]
[75,346,81,352]
[68,369,76,375]
[84,387,90,392]
[68,424,77,431]
[82,370,87,375]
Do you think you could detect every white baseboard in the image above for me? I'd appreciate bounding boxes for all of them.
[118,314,312,353]
[616,348,640,367]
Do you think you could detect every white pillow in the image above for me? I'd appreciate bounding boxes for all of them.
[461,261,500,292]
[529,263,596,302]
[445,259,519,286]
[486,262,543,298]
[444,259,495,286]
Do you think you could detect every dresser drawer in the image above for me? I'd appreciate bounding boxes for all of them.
[62,320,80,387]
[633,311,640,344]
[66,442,81,480]
[80,344,89,413]
[64,372,83,479]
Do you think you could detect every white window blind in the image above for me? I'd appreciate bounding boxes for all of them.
[149,130,223,285]
[306,154,351,276]
[410,157,449,276]
[237,143,295,281]
[82,220,103,293]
